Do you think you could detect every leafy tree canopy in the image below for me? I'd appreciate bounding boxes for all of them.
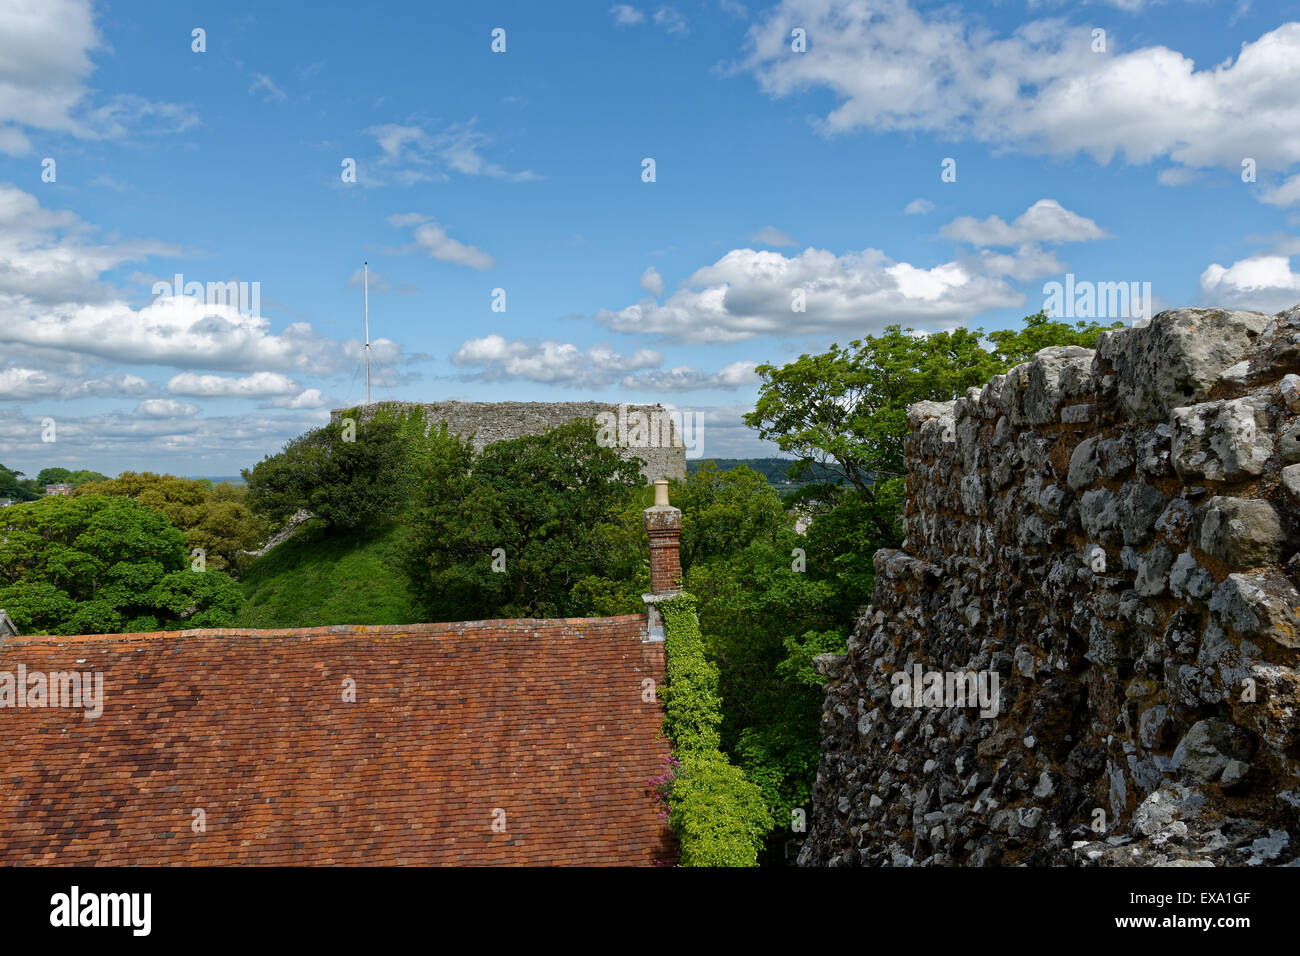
[407,418,644,619]
[36,467,110,488]
[242,406,428,531]
[75,472,268,573]
[672,461,787,573]
[744,311,1120,492]
[0,463,41,502]
[0,495,240,635]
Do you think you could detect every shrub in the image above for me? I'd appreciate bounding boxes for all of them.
[668,751,773,867]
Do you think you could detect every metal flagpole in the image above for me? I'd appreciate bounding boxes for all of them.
[364,261,371,405]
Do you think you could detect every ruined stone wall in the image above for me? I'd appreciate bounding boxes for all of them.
[801,306,1300,867]
[329,401,687,483]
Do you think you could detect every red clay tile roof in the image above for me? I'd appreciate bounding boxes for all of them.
[0,616,676,866]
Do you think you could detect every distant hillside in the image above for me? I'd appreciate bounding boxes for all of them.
[687,458,843,486]
[236,518,426,628]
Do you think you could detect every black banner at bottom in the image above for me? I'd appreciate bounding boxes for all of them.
[0,864,1283,943]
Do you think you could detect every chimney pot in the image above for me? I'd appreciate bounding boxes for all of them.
[653,479,669,508]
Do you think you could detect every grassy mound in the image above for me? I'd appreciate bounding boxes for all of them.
[236,518,427,628]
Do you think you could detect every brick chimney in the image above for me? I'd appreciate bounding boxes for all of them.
[642,481,682,642]
[645,480,682,595]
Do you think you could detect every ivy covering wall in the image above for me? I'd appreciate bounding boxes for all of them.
[658,592,772,866]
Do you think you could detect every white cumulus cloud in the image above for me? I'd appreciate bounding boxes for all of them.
[363,121,538,186]
[0,0,197,155]
[1200,255,1300,312]
[595,247,1020,343]
[740,1,1300,203]
[0,367,150,401]
[592,199,1107,343]
[940,199,1110,246]
[624,360,760,391]
[451,335,662,388]
[610,5,646,25]
[0,187,387,377]
[270,388,329,409]
[165,371,302,398]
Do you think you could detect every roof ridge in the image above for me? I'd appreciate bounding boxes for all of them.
[1,614,649,646]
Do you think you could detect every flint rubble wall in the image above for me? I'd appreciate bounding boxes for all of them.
[801,306,1300,867]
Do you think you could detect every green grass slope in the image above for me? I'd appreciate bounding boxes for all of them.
[236,518,428,628]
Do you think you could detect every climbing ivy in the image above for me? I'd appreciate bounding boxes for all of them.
[658,592,772,866]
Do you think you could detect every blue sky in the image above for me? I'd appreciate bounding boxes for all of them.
[2,0,1299,476]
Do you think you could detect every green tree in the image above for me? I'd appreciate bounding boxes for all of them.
[243,406,426,530]
[36,467,110,488]
[36,467,72,485]
[75,472,268,573]
[745,311,1120,493]
[407,418,644,619]
[0,495,240,635]
[985,311,1120,365]
[672,462,787,573]
[0,464,41,502]
[682,528,842,838]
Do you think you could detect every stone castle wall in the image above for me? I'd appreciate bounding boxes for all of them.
[329,401,687,483]
[801,306,1300,867]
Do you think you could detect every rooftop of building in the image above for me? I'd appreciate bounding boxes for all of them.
[0,616,674,866]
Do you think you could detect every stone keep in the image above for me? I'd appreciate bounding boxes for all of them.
[801,305,1300,867]
[329,401,687,483]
